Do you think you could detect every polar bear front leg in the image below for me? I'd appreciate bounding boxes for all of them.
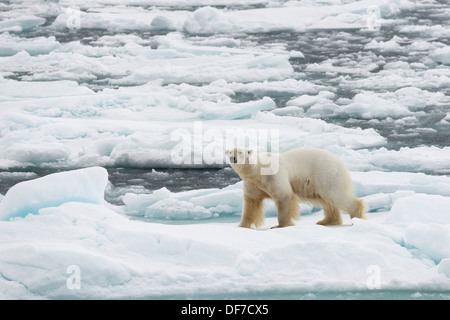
[239,182,269,228]
[239,194,265,228]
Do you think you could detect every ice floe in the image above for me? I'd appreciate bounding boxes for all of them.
[0,168,450,298]
[0,167,108,220]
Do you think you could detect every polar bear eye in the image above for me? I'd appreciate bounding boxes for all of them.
[238,151,243,155]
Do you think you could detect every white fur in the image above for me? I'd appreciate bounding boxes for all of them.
[226,147,366,228]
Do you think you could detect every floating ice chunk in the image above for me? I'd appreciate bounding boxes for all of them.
[352,171,450,198]
[287,91,335,108]
[438,259,450,277]
[305,57,379,76]
[440,112,450,125]
[229,6,327,33]
[286,91,337,117]
[0,34,61,57]
[253,112,387,151]
[0,167,108,220]
[337,91,414,119]
[289,50,305,59]
[392,87,448,111]
[122,187,171,215]
[364,147,450,174]
[123,183,243,220]
[400,25,450,39]
[361,190,415,212]
[404,222,450,263]
[146,197,213,220]
[109,51,293,85]
[227,79,324,96]
[364,36,404,53]
[0,15,45,33]
[271,106,305,117]
[4,143,71,166]
[0,172,37,180]
[307,12,367,30]
[386,194,450,226]
[429,46,450,65]
[200,97,276,120]
[190,187,242,210]
[407,40,445,53]
[340,65,450,91]
[183,7,235,35]
[384,193,450,264]
[0,78,94,100]
[150,15,175,31]
[52,7,184,32]
[195,37,241,48]
[383,61,410,70]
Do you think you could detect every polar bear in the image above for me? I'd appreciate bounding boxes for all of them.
[225,147,366,228]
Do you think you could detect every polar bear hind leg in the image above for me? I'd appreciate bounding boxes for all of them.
[316,201,343,226]
[272,194,300,229]
[316,194,366,226]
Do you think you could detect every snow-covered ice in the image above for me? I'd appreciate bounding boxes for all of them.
[0,0,450,299]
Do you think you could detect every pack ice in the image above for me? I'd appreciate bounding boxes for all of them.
[1,0,450,300]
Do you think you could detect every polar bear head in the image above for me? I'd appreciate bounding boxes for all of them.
[225,147,256,166]
[226,147,279,176]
